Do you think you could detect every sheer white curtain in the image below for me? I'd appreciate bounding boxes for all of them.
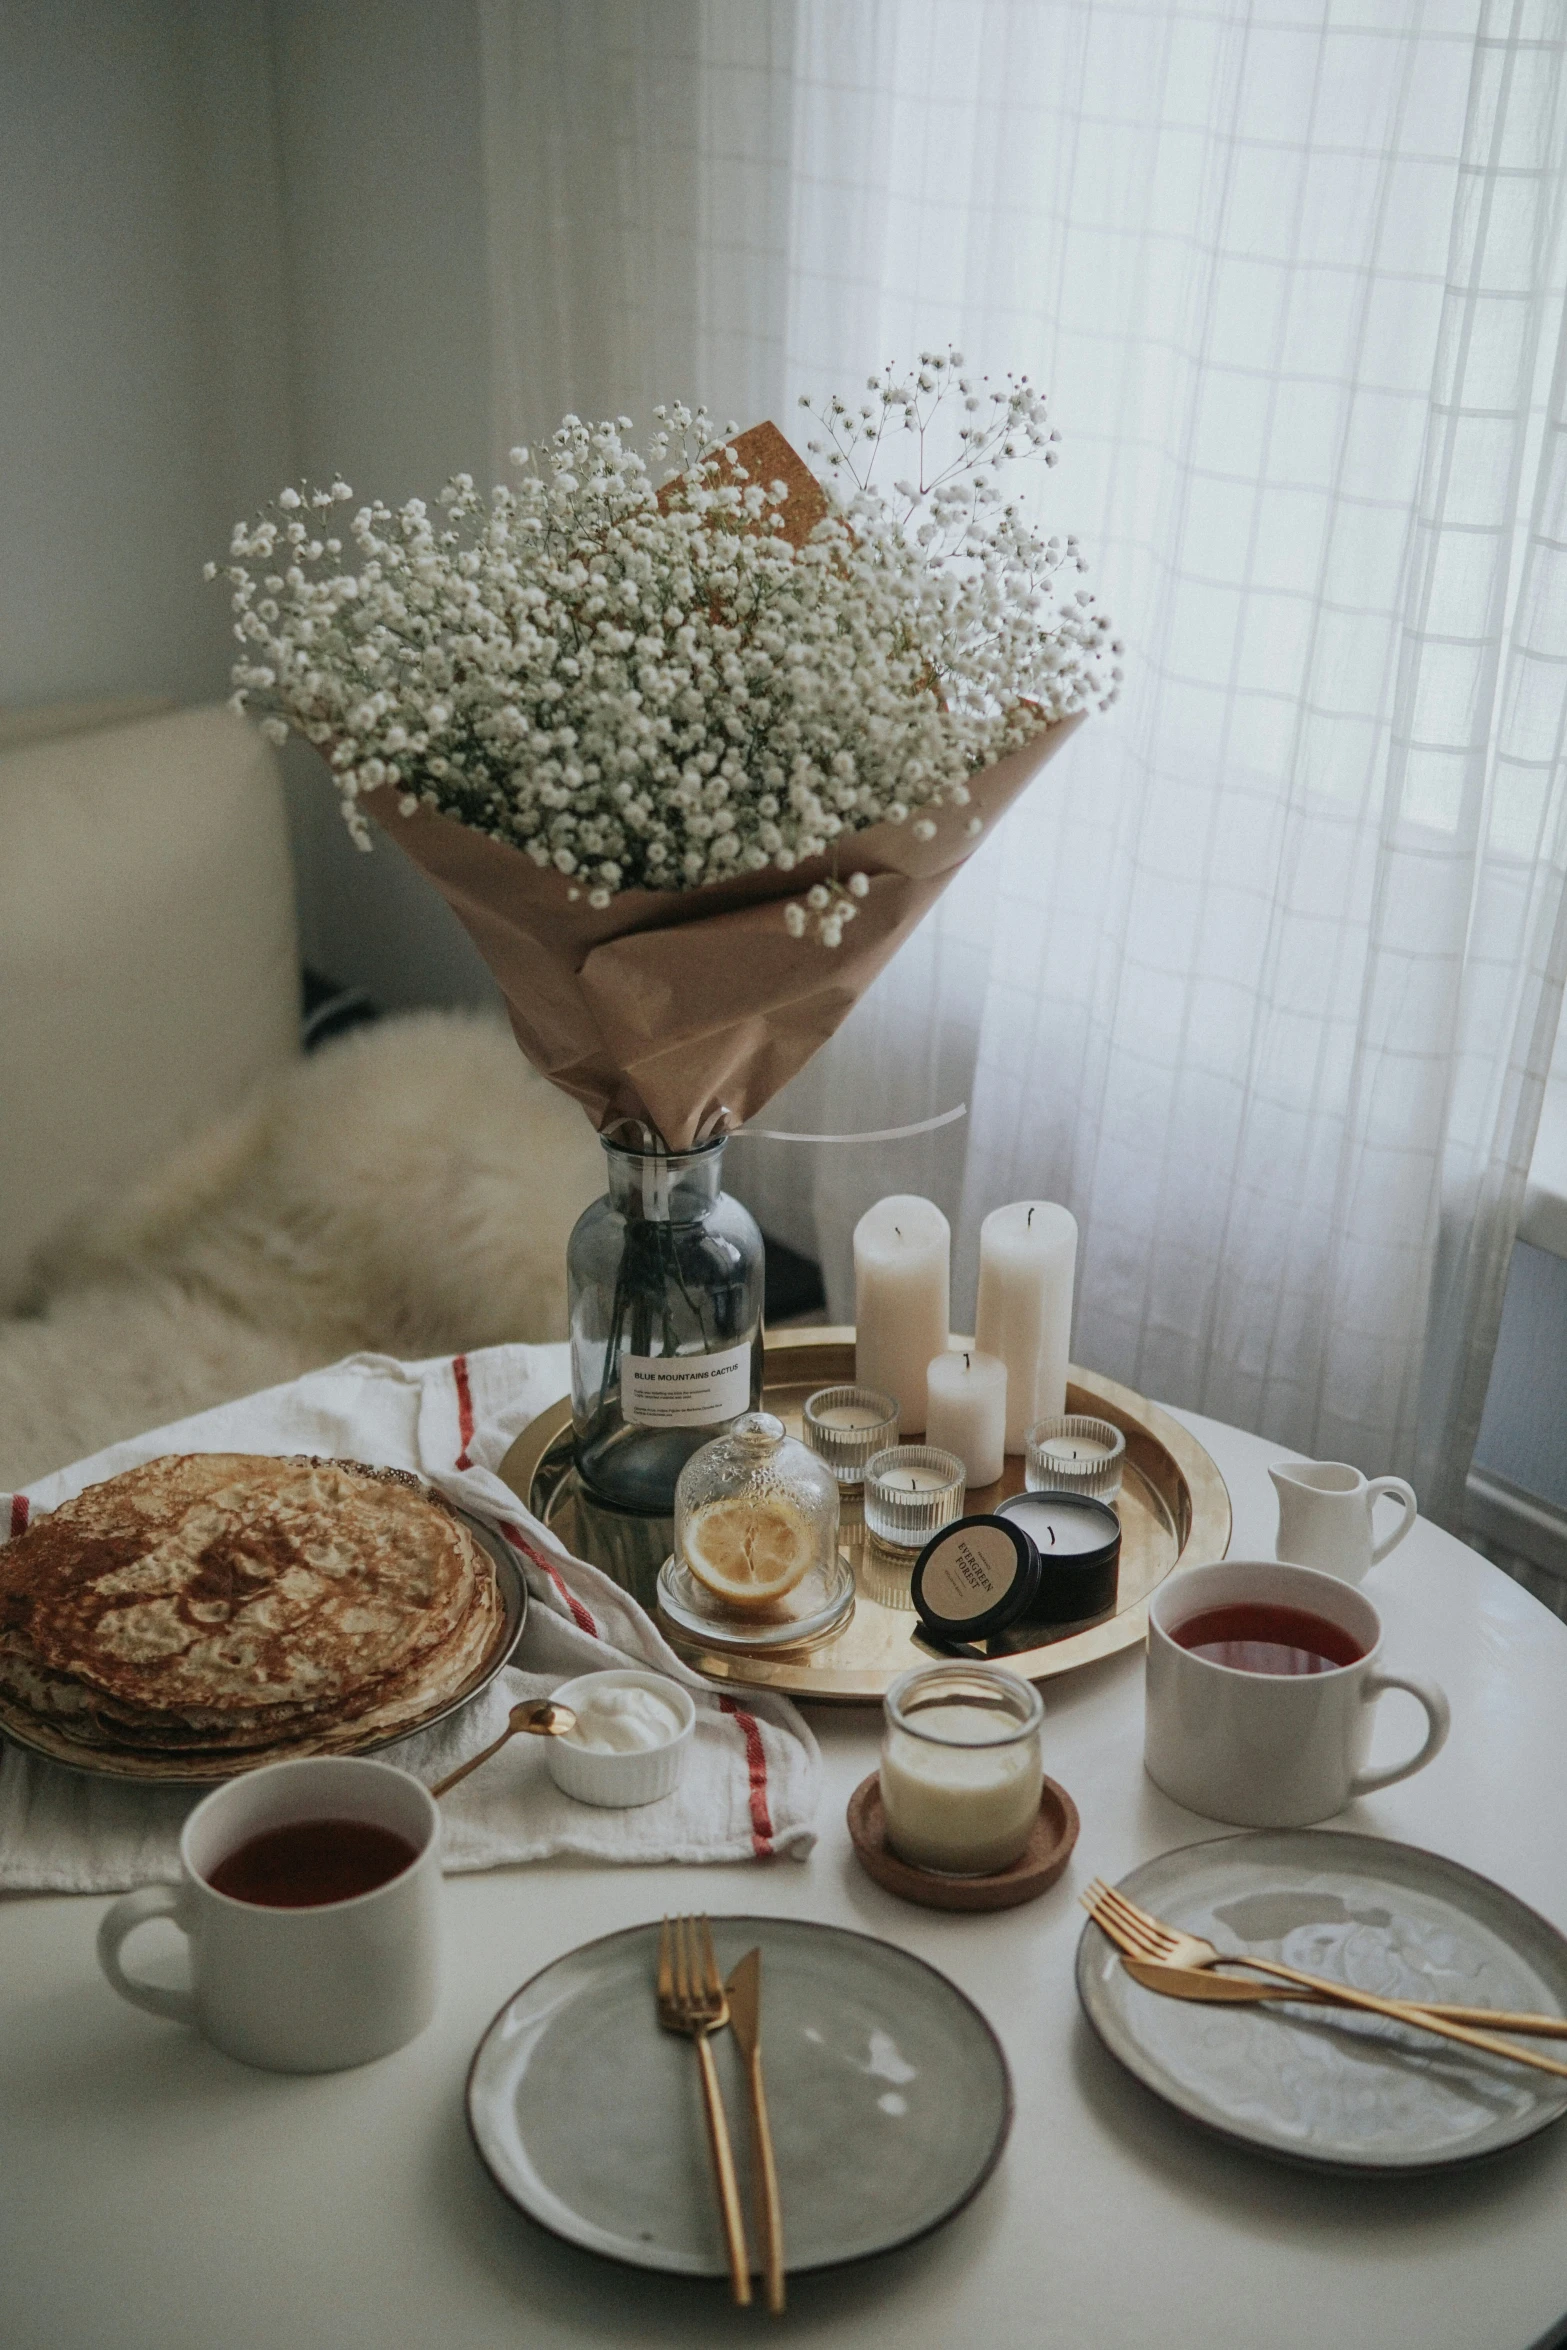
[482,0,1567,1523]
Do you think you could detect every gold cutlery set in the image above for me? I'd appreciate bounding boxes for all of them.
[656,1916,787,2312]
[1082,1880,1567,2074]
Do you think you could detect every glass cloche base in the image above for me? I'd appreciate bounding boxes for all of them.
[656,1550,856,1655]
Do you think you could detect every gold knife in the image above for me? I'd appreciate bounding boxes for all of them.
[1120,1955,1567,2037]
[726,1948,786,2315]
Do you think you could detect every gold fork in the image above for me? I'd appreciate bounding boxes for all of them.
[656,1916,752,2305]
[1082,1879,1567,2080]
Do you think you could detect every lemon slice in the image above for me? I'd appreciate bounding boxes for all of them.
[682,1495,814,1611]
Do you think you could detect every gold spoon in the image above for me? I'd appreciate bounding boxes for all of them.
[429,1700,577,1797]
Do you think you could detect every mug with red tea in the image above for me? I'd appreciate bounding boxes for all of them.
[1145,1559,1449,1827]
[1170,1601,1366,1676]
[206,1817,423,1908]
[97,1756,441,2071]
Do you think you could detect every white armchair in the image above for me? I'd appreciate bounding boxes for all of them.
[0,701,299,1307]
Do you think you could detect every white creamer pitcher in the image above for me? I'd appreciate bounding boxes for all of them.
[1270,1459,1418,1584]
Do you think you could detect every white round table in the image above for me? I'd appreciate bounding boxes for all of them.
[3,1406,1566,2350]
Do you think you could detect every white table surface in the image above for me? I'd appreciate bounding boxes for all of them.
[4,1407,1567,2350]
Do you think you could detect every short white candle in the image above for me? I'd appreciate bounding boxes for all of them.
[925,1350,1007,1488]
[974,1201,1077,1453]
[813,1403,884,1431]
[882,1464,951,1494]
[880,1704,1043,1874]
[854,1195,950,1435]
[1035,1434,1111,1466]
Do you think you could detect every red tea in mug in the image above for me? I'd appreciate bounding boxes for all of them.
[1170,1601,1366,1676]
[206,1818,420,1908]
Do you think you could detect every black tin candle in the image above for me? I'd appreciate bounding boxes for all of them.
[910,1514,1041,1647]
[911,1492,1122,1653]
[995,1491,1121,1624]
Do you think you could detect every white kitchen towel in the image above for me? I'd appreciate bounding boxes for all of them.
[0,1344,820,1892]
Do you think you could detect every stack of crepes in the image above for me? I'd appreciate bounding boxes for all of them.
[0,1453,503,1777]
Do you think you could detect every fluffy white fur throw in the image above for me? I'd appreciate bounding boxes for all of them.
[0,1011,605,1487]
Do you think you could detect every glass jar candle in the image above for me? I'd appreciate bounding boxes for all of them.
[879,1664,1045,1876]
[803,1385,899,1487]
[567,1131,764,1513]
[1024,1415,1126,1502]
[863,1446,966,1550]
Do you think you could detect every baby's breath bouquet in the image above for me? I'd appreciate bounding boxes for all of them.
[216,354,1116,1150]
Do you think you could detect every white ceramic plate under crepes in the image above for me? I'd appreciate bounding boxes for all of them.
[466,1915,1012,2275]
[1076,1830,1567,2172]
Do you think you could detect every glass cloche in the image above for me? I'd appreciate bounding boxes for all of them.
[657,1413,854,1652]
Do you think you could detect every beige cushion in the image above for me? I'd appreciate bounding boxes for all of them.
[0,704,299,1304]
[0,695,176,752]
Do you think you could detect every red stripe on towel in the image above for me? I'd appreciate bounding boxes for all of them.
[719,1696,775,1857]
[499,1520,600,1638]
[8,1494,29,1540]
[452,1354,476,1469]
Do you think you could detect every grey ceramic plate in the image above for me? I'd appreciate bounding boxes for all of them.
[466,1915,1013,2275]
[1076,1830,1567,2172]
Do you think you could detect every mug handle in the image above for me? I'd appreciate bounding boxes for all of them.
[97,1884,198,2024]
[1367,1476,1419,1563]
[1349,1672,1451,1796]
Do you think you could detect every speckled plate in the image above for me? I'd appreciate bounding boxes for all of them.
[1076,1831,1567,2172]
[466,1915,1012,2275]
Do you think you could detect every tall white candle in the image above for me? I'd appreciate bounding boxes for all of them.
[974,1201,1077,1452]
[854,1195,950,1434]
[925,1350,1007,1488]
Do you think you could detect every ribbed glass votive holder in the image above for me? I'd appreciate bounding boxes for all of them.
[803,1385,900,1487]
[863,1445,966,1550]
[1024,1415,1126,1501]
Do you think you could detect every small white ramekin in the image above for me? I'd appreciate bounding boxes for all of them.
[544,1669,696,1808]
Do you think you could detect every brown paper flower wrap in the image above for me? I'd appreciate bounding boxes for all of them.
[363,711,1079,1151]
[332,419,1084,1147]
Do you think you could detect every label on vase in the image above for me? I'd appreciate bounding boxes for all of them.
[620,1341,753,1429]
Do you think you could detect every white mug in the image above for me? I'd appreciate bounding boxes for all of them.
[1144,1559,1450,1828]
[97,1756,441,2072]
[1271,1458,1418,1584]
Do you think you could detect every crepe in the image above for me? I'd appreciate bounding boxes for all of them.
[0,1454,502,1769]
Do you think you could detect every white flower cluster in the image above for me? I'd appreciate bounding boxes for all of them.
[214,354,1118,943]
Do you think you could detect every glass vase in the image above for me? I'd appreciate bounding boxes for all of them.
[567,1133,765,1513]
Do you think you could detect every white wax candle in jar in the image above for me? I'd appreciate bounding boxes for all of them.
[974,1201,1077,1453]
[925,1350,1007,1488]
[854,1195,950,1434]
[1037,1434,1110,1468]
[879,1665,1045,1875]
[996,1494,1113,1556]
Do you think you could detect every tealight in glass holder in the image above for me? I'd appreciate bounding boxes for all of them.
[863,1445,966,1551]
[1024,1415,1126,1502]
[803,1385,899,1488]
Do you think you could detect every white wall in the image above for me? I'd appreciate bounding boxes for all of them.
[0,0,499,1012]
[266,0,502,1011]
[0,0,270,706]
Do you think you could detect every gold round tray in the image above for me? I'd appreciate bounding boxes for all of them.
[498,1328,1232,1704]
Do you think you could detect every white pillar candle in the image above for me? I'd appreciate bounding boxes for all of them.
[925,1350,1007,1488]
[854,1195,950,1434]
[974,1201,1077,1453]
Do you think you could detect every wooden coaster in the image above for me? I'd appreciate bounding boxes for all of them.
[846,1771,1080,1912]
